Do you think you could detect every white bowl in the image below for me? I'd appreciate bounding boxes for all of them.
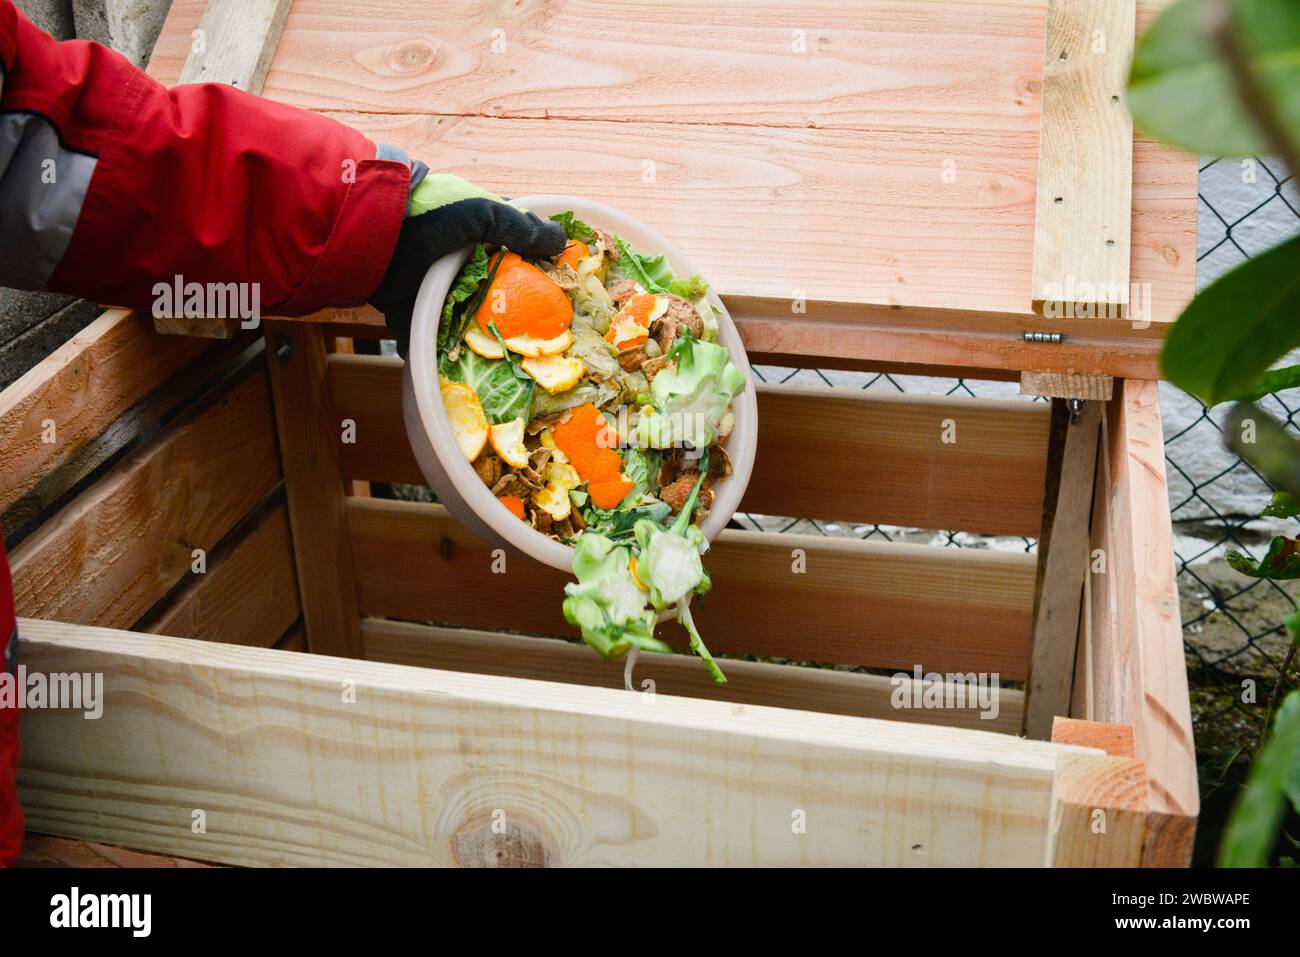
[401,196,758,572]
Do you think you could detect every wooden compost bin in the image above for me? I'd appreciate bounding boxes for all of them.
[0,0,1198,866]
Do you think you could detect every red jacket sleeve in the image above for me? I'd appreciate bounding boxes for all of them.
[0,0,410,315]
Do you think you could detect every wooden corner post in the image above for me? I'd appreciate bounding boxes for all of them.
[264,322,363,658]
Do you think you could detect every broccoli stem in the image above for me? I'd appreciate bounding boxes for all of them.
[677,599,726,685]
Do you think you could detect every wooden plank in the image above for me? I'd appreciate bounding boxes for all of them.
[1030,0,1135,318]
[16,618,1096,867]
[138,500,301,648]
[273,618,307,653]
[325,354,422,485]
[150,0,1049,130]
[152,316,239,339]
[1052,717,1135,757]
[3,336,258,544]
[323,111,1194,333]
[178,0,293,91]
[263,322,362,658]
[362,618,1025,735]
[1020,371,1114,400]
[17,833,216,868]
[9,363,281,628]
[1086,379,1196,866]
[348,498,1036,677]
[746,384,1049,534]
[1024,399,1101,738]
[1044,751,1147,867]
[149,2,1176,139]
[328,353,1051,535]
[0,309,210,516]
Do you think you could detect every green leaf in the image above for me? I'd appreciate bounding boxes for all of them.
[633,338,748,449]
[613,237,708,301]
[580,500,670,542]
[1224,403,1300,499]
[437,244,490,356]
[1128,0,1300,156]
[1220,691,1300,866]
[561,533,669,658]
[1237,365,1300,404]
[549,211,596,243]
[485,322,532,382]
[667,274,710,300]
[618,446,663,506]
[1159,235,1300,407]
[1262,491,1300,519]
[441,348,533,424]
[1225,536,1300,579]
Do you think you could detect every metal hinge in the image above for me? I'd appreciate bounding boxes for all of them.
[1023,331,1064,344]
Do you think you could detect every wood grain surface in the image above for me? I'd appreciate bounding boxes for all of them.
[17,618,1099,866]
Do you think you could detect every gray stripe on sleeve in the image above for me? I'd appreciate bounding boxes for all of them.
[0,112,97,291]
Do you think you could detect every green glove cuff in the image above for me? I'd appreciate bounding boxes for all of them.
[406,173,503,217]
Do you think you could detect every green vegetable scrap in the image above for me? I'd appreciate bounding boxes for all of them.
[633,337,747,450]
[561,534,671,659]
[440,347,533,424]
[562,459,725,684]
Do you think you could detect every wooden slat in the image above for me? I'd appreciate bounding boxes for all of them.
[0,309,211,516]
[17,618,1097,867]
[1020,371,1114,400]
[10,363,280,628]
[1024,399,1101,738]
[273,618,307,653]
[326,353,1051,535]
[746,384,1048,534]
[325,354,422,484]
[362,618,1025,735]
[263,322,362,658]
[348,497,1036,677]
[138,501,300,648]
[1085,379,1196,866]
[150,0,1050,130]
[18,833,216,868]
[1030,0,1134,317]
[323,111,1193,333]
[178,0,293,90]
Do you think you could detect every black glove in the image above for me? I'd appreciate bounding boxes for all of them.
[369,176,565,356]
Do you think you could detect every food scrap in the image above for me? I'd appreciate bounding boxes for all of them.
[436,210,746,682]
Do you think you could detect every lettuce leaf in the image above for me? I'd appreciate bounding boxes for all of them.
[630,467,724,683]
[441,348,533,424]
[550,212,596,243]
[437,244,489,356]
[633,338,746,449]
[562,533,670,658]
[613,237,709,301]
[618,446,663,507]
